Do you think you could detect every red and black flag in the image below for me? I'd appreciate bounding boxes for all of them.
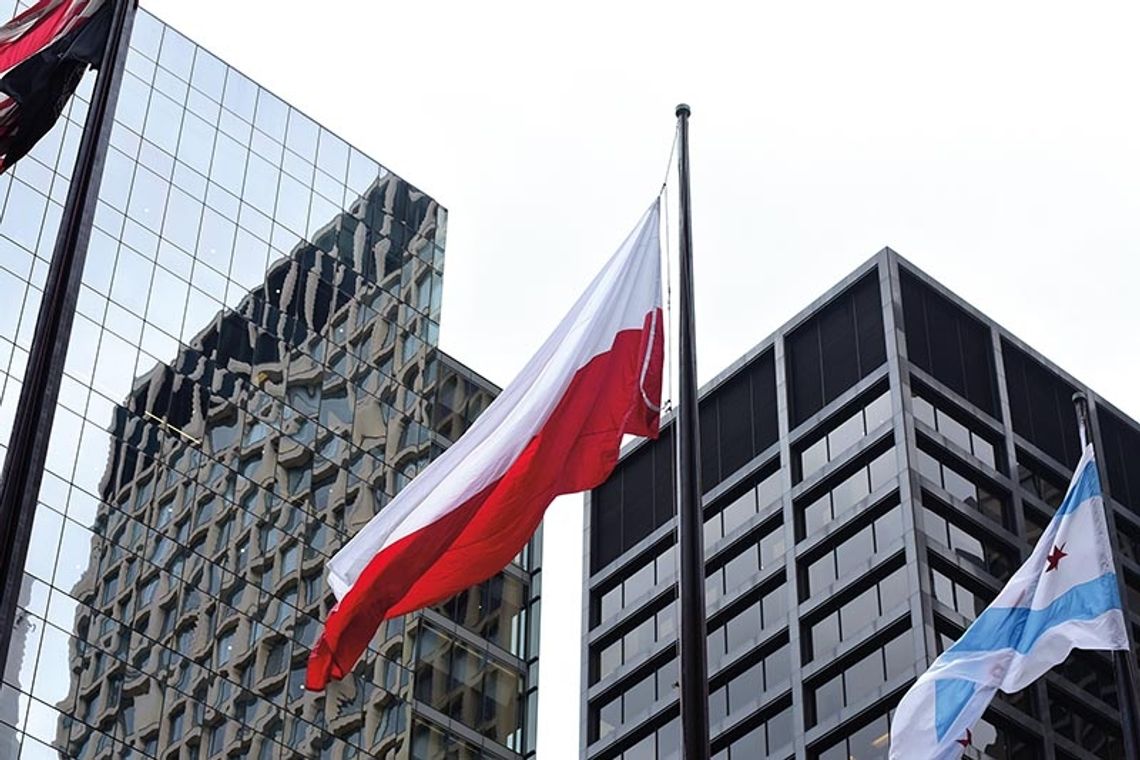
[0,0,111,174]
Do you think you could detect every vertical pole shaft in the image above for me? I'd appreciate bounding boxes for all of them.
[1073,392,1140,760]
[0,0,136,672]
[674,102,710,760]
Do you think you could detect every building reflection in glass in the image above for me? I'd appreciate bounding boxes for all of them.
[45,177,535,758]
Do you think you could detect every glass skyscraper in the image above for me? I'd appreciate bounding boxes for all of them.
[582,249,1140,760]
[0,6,539,759]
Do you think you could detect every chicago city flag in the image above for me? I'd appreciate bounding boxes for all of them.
[890,444,1128,759]
[306,202,664,689]
[0,0,110,174]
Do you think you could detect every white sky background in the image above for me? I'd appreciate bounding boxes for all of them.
[142,1,1140,756]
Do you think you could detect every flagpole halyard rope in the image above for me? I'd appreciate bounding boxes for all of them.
[659,125,678,416]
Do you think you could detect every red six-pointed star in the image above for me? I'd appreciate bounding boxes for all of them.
[957,728,972,747]
[1045,543,1068,573]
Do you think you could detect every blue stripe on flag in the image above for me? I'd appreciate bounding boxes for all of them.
[946,573,1122,657]
[935,678,976,741]
[1056,459,1101,518]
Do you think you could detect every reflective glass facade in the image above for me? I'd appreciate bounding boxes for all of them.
[582,250,1140,760]
[0,6,539,759]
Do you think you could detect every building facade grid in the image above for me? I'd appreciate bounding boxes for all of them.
[581,248,1140,760]
[0,5,540,759]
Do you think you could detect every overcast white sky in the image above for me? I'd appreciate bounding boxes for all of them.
[143,1,1140,756]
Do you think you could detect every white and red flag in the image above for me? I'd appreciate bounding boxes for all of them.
[306,202,664,689]
[0,0,110,173]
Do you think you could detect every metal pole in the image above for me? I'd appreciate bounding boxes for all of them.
[0,0,136,672]
[674,102,710,760]
[1073,391,1140,760]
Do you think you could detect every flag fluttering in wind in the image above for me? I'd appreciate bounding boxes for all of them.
[0,0,110,174]
[306,202,664,689]
[890,444,1128,759]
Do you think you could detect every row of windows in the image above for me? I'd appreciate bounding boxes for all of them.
[930,563,992,622]
[708,584,787,668]
[11,602,404,760]
[900,268,999,417]
[704,462,782,548]
[1049,686,1124,758]
[921,500,1017,582]
[708,642,792,730]
[800,445,896,539]
[803,502,903,598]
[594,603,677,685]
[911,389,999,470]
[595,543,676,628]
[796,388,891,483]
[411,625,525,748]
[915,444,1009,529]
[787,271,886,426]
[98,117,442,308]
[594,659,676,742]
[85,170,442,336]
[807,628,911,727]
[78,227,438,389]
[805,564,908,662]
[706,519,785,607]
[607,716,680,760]
[122,14,427,239]
[811,710,1042,760]
[710,701,793,760]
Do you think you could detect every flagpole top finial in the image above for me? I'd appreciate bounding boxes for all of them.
[675,103,691,118]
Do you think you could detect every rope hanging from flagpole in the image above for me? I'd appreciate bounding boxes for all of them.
[659,125,678,416]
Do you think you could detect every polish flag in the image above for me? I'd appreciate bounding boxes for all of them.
[306,202,664,689]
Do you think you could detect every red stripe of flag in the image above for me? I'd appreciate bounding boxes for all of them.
[306,203,663,690]
[308,310,662,688]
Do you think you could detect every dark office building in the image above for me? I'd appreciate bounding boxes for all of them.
[0,6,539,759]
[581,249,1140,760]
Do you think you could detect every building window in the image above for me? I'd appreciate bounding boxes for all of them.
[593,603,676,685]
[699,349,778,491]
[1049,686,1123,757]
[711,701,793,759]
[1016,450,1068,509]
[706,520,785,606]
[930,564,994,622]
[803,503,904,599]
[1002,339,1081,466]
[787,271,887,426]
[806,629,910,727]
[591,428,675,572]
[796,387,891,483]
[799,446,897,539]
[911,388,999,470]
[899,268,998,416]
[915,445,1010,529]
[920,500,1017,581]
[708,641,791,729]
[594,542,676,628]
[1101,407,1140,514]
[804,564,908,662]
[591,659,676,743]
[811,711,891,760]
[704,460,782,548]
[168,708,184,742]
[707,585,788,668]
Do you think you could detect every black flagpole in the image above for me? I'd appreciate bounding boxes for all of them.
[1072,392,1140,760]
[0,0,136,671]
[674,103,711,760]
